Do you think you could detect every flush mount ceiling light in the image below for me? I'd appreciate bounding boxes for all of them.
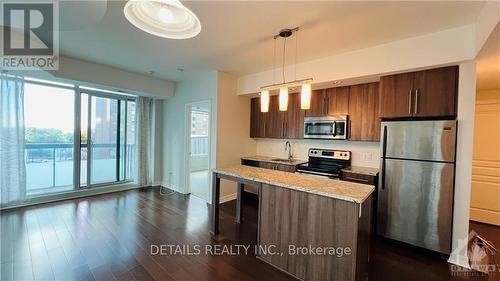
[260,27,313,112]
[124,0,201,39]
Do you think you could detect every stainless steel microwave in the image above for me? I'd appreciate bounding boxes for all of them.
[304,116,348,139]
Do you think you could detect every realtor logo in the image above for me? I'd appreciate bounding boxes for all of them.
[1,1,59,70]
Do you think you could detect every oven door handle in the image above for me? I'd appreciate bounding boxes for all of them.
[296,170,337,178]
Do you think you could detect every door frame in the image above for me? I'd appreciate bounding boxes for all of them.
[184,100,212,202]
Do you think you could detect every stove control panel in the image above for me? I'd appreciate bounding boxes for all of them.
[308,149,351,160]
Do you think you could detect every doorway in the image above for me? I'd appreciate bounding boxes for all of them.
[186,101,211,202]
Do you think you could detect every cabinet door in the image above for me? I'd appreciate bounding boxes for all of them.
[325,86,349,115]
[284,93,304,139]
[413,66,458,117]
[379,73,414,118]
[304,89,326,117]
[250,97,266,138]
[265,95,286,138]
[349,83,380,141]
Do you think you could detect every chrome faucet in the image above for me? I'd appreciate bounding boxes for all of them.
[285,141,293,162]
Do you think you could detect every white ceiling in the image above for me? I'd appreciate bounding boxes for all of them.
[476,23,500,91]
[56,1,486,81]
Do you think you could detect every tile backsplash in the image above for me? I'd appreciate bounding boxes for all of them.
[255,139,380,168]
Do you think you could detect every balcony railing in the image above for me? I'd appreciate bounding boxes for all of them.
[191,135,208,156]
[25,143,135,192]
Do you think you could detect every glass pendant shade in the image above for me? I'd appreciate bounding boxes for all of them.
[301,82,311,109]
[260,90,269,113]
[279,86,288,111]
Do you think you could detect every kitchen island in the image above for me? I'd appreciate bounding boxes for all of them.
[211,165,375,281]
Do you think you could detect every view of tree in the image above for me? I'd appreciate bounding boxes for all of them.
[25,128,74,143]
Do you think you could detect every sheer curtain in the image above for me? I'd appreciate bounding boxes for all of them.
[135,96,152,187]
[0,74,26,205]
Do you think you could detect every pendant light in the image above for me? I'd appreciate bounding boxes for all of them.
[260,27,313,112]
[301,82,311,109]
[260,90,269,112]
[279,86,288,111]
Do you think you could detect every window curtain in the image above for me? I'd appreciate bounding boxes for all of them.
[135,96,152,186]
[0,74,26,205]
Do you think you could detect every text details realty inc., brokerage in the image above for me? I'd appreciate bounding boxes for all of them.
[150,244,352,257]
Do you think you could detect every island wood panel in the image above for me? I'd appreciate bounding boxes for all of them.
[325,86,350,116]
[378,72,414,118]
[258,184,364,281]
[413,66,458,117]
[348,82,380,141]
[285,92,305,139]
[304,89,326,117]
[265,95,286,138]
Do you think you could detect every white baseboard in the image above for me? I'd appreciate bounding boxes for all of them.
[448,253,470,269]
[220,193,237,204]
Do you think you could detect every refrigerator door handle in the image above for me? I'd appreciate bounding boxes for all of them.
[381,125,388,190]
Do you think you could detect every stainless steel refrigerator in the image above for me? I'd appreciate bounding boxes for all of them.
[377,120,457,254]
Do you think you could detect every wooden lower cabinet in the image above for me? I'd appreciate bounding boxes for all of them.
[258,184,372,281]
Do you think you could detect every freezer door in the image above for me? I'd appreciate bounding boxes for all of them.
[380,120,457,162]
[377,158,454,254]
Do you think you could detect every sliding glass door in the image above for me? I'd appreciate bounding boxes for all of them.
[79,91,135,188]
[24,82,75,196]
[22,78,136,196]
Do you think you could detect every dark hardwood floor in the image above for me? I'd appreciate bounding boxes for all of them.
[1,187,498,281]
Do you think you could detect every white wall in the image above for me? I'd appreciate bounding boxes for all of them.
[52,57,175,98]
[448,62,477,268]
[216,72,258,200]
[256,139,379,168]
[162,71,218,193]
[237,24,476,95]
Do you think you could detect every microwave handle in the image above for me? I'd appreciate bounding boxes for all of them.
[332,121,337,137]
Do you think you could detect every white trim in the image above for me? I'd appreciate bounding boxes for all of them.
[448,253,471,269]
[184,100,212,202]
[220,192,237,204]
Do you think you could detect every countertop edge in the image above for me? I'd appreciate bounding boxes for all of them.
[214,169,374,204]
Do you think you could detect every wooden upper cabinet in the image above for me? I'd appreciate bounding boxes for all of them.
[413,66,458,117]
[304,89,326,117]
[349,83,380,141]
[379,66,458,119]
[325,86,350,115]
[265,95,286,138]
[379,72,414,118]
[284,93,304,139]
[250,97,266,138]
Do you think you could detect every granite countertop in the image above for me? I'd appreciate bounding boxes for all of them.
[214,165,374,204]
[342,166,379,176]
[241,156,307,166]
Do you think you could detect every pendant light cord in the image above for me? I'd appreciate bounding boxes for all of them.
[282,37,286,83]
[273,37,276,85]
[294,29,298,81]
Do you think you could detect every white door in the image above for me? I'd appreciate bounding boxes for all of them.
[470,98,500,226]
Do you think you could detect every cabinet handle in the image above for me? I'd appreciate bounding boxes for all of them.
[408,89,412,115]
[414,89,419,115]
